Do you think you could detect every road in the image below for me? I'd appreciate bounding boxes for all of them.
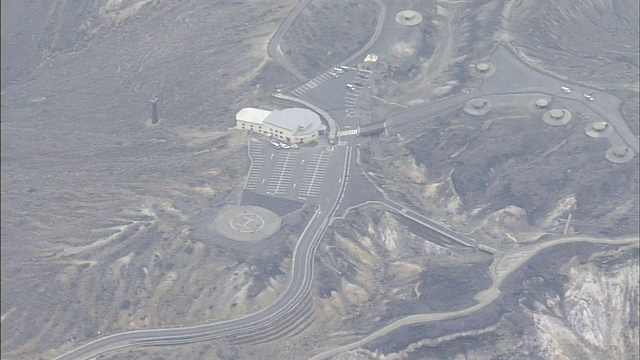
[308,235,639,360]
[266,0,312,82]
[52,4,639,360]
[340,0,387,65]
[53,145,352,360]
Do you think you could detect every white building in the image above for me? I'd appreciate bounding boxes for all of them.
[235,107,326,144]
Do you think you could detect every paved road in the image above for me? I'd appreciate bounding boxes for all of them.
[53,6,640,360]
[308,235,639,360]
[341,0,387,65]
[53,145,353,360]
[267,0,312,81]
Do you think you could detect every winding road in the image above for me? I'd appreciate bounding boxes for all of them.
[53,146,353,360]
[51,2,638,360]
[308,235,639,360]
[266,0,312,81]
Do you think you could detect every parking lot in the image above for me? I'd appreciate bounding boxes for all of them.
[287,66,371,111]
[244,138,348,204]
[297,151,331,198]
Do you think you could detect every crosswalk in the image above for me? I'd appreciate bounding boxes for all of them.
[290,72,332,97]
[337,129,358,136]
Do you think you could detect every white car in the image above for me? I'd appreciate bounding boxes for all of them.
[332,67,344,73]
[561,86,571,93]
[328,71,339,78]
[280,142,291,149]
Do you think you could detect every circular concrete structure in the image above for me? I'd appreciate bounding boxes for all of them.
[527,97,553,113]
[463,98,492,116]
[396,10,423,26]
[542,108,572,126]
[585,121,613,138]
[605,146,635,164]
[535,99,549,108]
[213,206,281,242]
[476,63,490,72]
[469,62,496,77]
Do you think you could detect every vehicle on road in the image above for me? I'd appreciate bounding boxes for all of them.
[583,91,594,101]
[339,65,350,70]
[561,86,571,93]
[332,67,344,73]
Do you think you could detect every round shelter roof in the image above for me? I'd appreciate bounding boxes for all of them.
[396,10,423,26]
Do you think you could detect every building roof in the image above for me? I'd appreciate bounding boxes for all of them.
[235,107,272,124]
[263,108,323,136]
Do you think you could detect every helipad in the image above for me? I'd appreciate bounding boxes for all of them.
[213,205,281,242]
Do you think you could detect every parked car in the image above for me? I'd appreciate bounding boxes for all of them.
[280,142,291,149]
[560,86,571,93]
[270,140,281,149]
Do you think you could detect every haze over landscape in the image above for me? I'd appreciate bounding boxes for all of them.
[1,1,638,360]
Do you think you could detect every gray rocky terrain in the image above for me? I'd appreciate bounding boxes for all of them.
[1,0,638,359]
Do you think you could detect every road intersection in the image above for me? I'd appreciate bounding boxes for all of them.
[53,2,638,360]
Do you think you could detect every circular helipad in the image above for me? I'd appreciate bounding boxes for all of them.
[463,98,492,116]
[542,108,572,126]
[213,206,281,242]
[396,10,423,26]
[584,121,613,138]
[605,146,635,164]
[469,62,496,77]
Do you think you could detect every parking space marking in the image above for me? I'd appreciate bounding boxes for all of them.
[244,141,267,190]
[267,151,299,194]
[317,74,329,81]
[298,151,331,198]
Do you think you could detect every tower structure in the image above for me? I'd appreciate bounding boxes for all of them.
[149,95,159,124]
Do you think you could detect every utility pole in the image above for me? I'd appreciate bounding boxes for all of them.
[149,95,159,124]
